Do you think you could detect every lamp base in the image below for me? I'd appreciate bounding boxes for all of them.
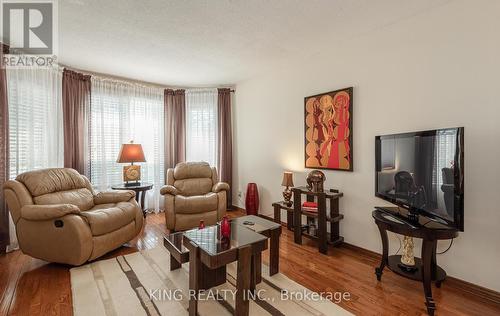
[283,187,292,207]
[123,164,141,185]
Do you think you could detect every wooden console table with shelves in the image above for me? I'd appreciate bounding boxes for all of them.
[272,187,344,254]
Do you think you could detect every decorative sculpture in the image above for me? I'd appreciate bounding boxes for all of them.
[306,170,326,193]
[399,236,417,272]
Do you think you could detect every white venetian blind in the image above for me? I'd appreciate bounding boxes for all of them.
[6,67,64,179]
[185,88,218,166]
[434,129,457,186]
[90,77,165,211]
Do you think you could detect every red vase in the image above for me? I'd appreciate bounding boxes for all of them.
[221,216,231,239]
[245,183,259,215]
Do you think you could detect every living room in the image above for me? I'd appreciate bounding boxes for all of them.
[1,0,499,315]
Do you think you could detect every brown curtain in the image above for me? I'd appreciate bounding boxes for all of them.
[164,89,186,175]
[217,88,233,208]
[0,43,9,253]
[62,69,91,175]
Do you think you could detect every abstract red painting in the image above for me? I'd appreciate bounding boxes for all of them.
[304,87,353,171]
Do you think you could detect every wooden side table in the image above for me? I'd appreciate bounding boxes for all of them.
[111,182,153,217]
[291,186,344,254]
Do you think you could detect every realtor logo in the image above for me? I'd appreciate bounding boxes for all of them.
[1,1,55,54]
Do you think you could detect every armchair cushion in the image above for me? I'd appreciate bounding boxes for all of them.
[212,182,229,193]
[16,168,89,197]
[174,193,218,214]
[34,188,94,211]
[173,162,212,180]
[82,202,138,236]
[174,178,213,196]
[94,190,135,204]
[160,185,179,196]
[21,204,80,221]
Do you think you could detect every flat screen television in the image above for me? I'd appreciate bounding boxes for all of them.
[375,127,464,231]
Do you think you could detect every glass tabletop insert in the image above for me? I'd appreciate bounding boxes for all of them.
[183,221,268,256]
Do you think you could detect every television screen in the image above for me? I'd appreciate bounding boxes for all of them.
[375,127,464,230]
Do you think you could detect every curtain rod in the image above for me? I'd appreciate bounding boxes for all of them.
[61,63,235,92]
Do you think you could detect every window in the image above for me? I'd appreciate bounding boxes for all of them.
[185,88,218,166]
[433,129,457,187]
[90,78,164,210]
[433,129,457,215]
[7,67,64,179]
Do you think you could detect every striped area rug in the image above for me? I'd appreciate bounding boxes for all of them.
[70,247,352,316]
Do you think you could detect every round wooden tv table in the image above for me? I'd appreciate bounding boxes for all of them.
[372,208,459,316]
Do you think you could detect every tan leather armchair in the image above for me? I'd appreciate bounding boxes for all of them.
[160,162,229,231]
[2,168,144,265]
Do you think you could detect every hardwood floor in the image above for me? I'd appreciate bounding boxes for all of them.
[1,211,499,315]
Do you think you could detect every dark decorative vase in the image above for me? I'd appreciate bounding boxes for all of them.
[245,183,259,215]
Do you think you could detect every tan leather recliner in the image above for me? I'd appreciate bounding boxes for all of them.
[2,168,144,265]
[160,162,229,231]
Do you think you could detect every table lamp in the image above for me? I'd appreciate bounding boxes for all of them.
[281,171,294,206]
[117,141,146,187]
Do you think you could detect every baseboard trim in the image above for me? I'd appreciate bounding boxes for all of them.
[230,205,244,212]
[445,276,500,305]
[232,204,500,304]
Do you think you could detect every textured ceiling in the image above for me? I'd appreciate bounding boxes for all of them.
[58,0,450,86]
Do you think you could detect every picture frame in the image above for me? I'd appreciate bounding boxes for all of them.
[304,87,353,171]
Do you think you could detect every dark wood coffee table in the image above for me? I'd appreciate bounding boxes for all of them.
[163,216,281,316]
[184,222,267,316]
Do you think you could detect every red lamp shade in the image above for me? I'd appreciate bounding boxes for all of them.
[117,142,146,163]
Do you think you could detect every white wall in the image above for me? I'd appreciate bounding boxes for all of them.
[233,0,500,291]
